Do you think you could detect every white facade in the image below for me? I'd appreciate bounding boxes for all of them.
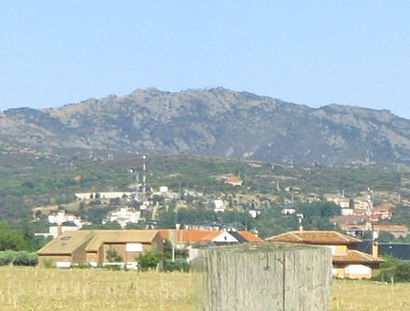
[213,200,225,213]
[56,261,72,268]
[345,264,372,278]
[212,231,238,243]
[341,208,354,216]
[282,208,296,215]
[249,209,261,218]
[48,210,82,227]
[159,186,168,193]
[102,207,141,228]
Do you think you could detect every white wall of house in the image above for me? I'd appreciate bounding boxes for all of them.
[345,264,372,278]
[48,211,82,226]
[249,209,260,218]
[159,186,168,193]
[102,207,141,228]
[282,208,296,215]
[341,208,354,216]
[56,261,72,268]
[213,199,225,213]
[212,232,238,243]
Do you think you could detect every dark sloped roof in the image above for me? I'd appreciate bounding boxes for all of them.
[228,231,247,243]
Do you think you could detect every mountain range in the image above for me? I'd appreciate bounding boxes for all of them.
[2,87,410,166]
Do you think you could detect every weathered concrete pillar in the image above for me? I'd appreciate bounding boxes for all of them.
[193,243,332,311]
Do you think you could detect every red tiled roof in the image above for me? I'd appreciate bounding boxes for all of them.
[225,176,243,185]
[160,230,222,244]
[333,250,384,264]
[266,230,362,245]
[159,230,171,239]
[237,231,263,242]
[160,229,263,244]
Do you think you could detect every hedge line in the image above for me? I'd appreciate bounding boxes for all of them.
[0,250,38,266]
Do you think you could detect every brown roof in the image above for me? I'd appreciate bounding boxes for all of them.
[85,230,160,252]
[37,231,94,255]
[37,230,160,255]
[225,176,243,185]
[237,231,263,242]
[266,231,362,245]
[333,250,384,264]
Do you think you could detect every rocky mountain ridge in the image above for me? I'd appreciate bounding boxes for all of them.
[2,87,410,166]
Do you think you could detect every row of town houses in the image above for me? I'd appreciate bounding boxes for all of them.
[38,226,399,280]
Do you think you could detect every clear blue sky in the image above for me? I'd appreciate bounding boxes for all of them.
[1,1,410,119]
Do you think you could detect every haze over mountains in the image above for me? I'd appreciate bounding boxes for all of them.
[2,87,410,166]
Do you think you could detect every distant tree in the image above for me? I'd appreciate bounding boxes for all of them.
[137,251,163,270]
[387,204,410,227]
[0,222,29,251]
[125,222,146,229]
[376,256,410,283]
[377,232,396,243]
[254,208,298,238]
[296,202,340,230]
[82,221,122,230]
[86,206,108,224]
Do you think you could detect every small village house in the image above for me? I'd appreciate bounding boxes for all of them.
[37,231,95,268]
[266,230,383,279]
[159,229,262,262]
[37,230,164,268]
[102,206,141,228]
[224,176,243,187]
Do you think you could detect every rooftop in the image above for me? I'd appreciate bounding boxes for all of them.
[37,231,94,255]
[266,230,362,245]
[333,250,384,264]
[37,230,161,254]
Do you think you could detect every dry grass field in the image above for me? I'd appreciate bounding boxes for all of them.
[0,267,409,310]
[331,280,409,311]
[0,267,195,311]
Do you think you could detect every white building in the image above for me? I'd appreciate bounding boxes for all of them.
[48,210,82,227]
[248,209,261,218]
[46,210,86,238]
[102,207,141,228]
[341,208,354,216]
[213,200,225,213]
[159,186,168,193]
